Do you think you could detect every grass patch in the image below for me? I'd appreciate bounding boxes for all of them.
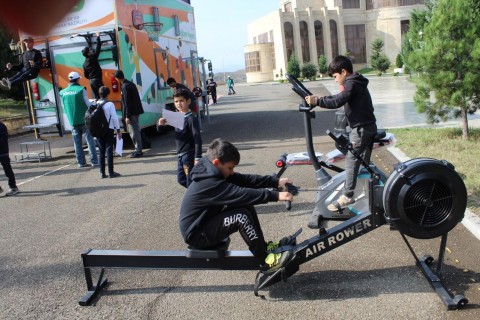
[0,99,28,118]
[390,127,480,210]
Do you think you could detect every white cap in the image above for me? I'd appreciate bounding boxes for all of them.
[68,71,81,81]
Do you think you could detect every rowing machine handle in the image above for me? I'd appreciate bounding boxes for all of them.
[284,183,299,211]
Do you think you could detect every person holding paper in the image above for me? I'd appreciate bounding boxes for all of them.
[157,89,202,188]
[96,86,122,179]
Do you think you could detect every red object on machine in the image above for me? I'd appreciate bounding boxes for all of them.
[32,81,40,100]
[111,76,119,92]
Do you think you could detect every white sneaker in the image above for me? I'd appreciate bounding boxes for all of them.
[327,195,355,211]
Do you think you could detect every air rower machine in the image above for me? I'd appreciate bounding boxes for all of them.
[79,75,469,310]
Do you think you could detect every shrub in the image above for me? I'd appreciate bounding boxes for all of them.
[286,52,301,78]
[301,62,318,80]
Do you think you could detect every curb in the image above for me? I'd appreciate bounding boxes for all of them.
[388,146,480,241]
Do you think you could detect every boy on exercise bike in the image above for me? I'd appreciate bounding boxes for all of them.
[305,55,377,211]
[179,138,294,272]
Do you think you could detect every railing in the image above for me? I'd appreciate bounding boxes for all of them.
[367,0,424,10]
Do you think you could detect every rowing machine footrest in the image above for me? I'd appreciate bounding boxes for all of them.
[186,237,231,258]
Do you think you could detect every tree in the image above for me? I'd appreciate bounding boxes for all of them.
[318,55,328,76]
[395,54,403,68]
[286,52,300,78]
[370,38,390,75]
[301,62,317,80]
[408,0,480,139]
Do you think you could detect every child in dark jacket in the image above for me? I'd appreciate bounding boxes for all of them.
[306,55,377,212]
[179,138,294,272]
[0,121,19,196]
[157,89,202,188]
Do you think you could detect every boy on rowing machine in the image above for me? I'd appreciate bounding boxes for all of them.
[179,138,294,272]
[305,55,377,211]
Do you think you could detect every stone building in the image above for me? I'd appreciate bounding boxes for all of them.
[244,0,426,83]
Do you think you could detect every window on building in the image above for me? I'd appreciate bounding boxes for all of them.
[245,51,261,73]
[314,20,325,59]
[344,24,366,63]
[366,0,374,9]
[271,43,276,70]
[330,20,339,58]
[284,2,292,12]
[342,0,360,9]
[284,22,294,61]
[401,20,410,35]
[258,32,269,44]
[299,21,310,62]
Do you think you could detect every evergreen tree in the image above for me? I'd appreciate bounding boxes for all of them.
[410,0,480,139]
[318,55,328,76]
[286,52,300,78]
[301,62,317,80]
[370,38,390,75]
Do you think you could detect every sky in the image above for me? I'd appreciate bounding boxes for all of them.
[191,0,280,72]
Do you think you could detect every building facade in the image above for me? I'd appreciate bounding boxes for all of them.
[244,0,425,83]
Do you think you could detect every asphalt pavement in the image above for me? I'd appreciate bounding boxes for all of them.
[1,76,479,319]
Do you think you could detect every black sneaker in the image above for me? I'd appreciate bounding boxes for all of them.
[130,152,143,158]
[109,172,121,178]
[5,187,19,196]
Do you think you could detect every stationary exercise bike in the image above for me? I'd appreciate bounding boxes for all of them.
[78,74,468,309]
[275,74,393,229]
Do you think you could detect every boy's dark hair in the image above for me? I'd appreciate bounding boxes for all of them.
[207,138,240,165]
[327,55,353,77]
[173,89,192,101]
[166,77,177,85]
[98,86,110,98]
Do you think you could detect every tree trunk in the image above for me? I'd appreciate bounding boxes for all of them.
[462,108,469,140]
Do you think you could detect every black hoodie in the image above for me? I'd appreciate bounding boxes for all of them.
[179,157,280,243]
[318,73,376,128]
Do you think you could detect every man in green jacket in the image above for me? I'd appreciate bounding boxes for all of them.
[60,71,99,168]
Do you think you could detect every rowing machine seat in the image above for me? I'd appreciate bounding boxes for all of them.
[186,238,231,258]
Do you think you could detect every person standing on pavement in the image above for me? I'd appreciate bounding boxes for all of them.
[96,86,122,178]
[0,121,19,196]
[157,89,202,188]
[114,70,144,158]
[59,71,99,168]
[0,37,42,91]
[207,78,217,104]
[82,32,104,100]
[227,76,236,95]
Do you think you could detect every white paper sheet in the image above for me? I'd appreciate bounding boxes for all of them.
[115,136,123,156]
[162,108,184,130]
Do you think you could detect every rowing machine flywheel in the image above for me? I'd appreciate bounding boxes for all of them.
[383,158,467,239]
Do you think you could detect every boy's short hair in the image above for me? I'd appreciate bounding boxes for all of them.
[173,89,192,101]
[166,77,177,85]
[207,138,240,165]
[98,86,110,98]
[328,55,353,77]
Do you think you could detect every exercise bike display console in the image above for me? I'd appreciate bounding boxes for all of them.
[78,74,469,310]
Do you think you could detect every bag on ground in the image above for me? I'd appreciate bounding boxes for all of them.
[85,101,109,138]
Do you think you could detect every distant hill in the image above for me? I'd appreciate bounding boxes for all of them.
[209,69,246,85]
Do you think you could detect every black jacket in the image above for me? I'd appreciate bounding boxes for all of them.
[175,112,202,158]
[11,49,42,73]
[83,37,102,80]
[179,157,280,242]
[0,121,9,156]
[121,79,144,117]
[318,73,376,128]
